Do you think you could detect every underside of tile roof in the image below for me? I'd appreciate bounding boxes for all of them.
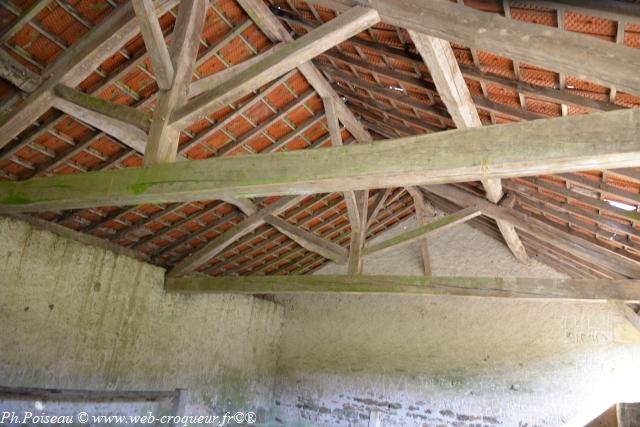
[1,0,640,279]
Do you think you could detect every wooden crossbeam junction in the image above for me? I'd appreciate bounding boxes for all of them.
[165,275,640,302]
[275,6,621,113]
[0,0,180,151]
[169,6,380,129]
[2,107,638,213]
[362,207,480,256]
[306,0,640,95]
[424,185,640,278]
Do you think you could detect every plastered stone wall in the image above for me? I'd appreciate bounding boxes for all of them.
[269,216,640,426]
[3,213,640,427]
[0,216,284,417]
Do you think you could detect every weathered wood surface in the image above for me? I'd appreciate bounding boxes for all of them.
[265,215,348,264]
[168,196,304,277]
[363,207,480,256]
[277,10,620,113]
[144,0,207,165]
[189,44,284,98]
[2,108,640,213]
[52,98,148,153]
[0,49,41,92]
[307,0,640,95]
[323,96,366,272]
[171,6,380,128]
[425,184,640,278]
[347,190,368,274]
[409,30,529,265]
[237,0,372,143]
[132,0,174,90]
[165,275,640,302]
[54,84,152,130]
[407,187,433,275]
[0,0,179,151]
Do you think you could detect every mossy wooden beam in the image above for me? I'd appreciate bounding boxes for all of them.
[2,107,640,214]
[54,85,152,130]
[165,275,640,302]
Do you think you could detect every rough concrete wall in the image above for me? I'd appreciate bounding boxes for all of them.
[270,216,640,426]
[0,216,284,417]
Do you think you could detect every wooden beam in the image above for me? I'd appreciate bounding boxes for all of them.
[170,6,380,129]
[323,96,369,271]
[4,108,640,213]
[409,32,481,128]
[0,49,41,92]
[366,188,392,229]
[237,0,373,143]
[409,31,530,265]
[132,0,175,90]
[168,196,304,276]
[222,195,348,264]
[265,215,348,264]
[363,207,480,256]
[0,0,50,44]
[308,0,640,95]
[347,190,368,274]
[406,186,433,275]
[54,84,152,130]
[189,44,284,98]
[0,0,179,151]
[144,0,207,165]
[52,98,148,153]
[165,275,640,302]
[276,10,619,113]
[425,184,640,278]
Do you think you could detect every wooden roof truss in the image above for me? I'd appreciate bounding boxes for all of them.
[1,0,640,300]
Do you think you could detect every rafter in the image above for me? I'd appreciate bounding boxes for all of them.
[222,195,348,264]
[276,8,620,114]
[165,275,640,302]
[168,196,304,277]
[51,97,148,153]
[406,187,433,275]
[425,185,640,278]
[189,43,283,98]
[170,5,380,129]
[0,0,50,44]
[307,0,640,96]
[0,0,179,151]
[323,96,366,273]
[346,190,369,274]
[237,0,381,275]
[53,85,152,130]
